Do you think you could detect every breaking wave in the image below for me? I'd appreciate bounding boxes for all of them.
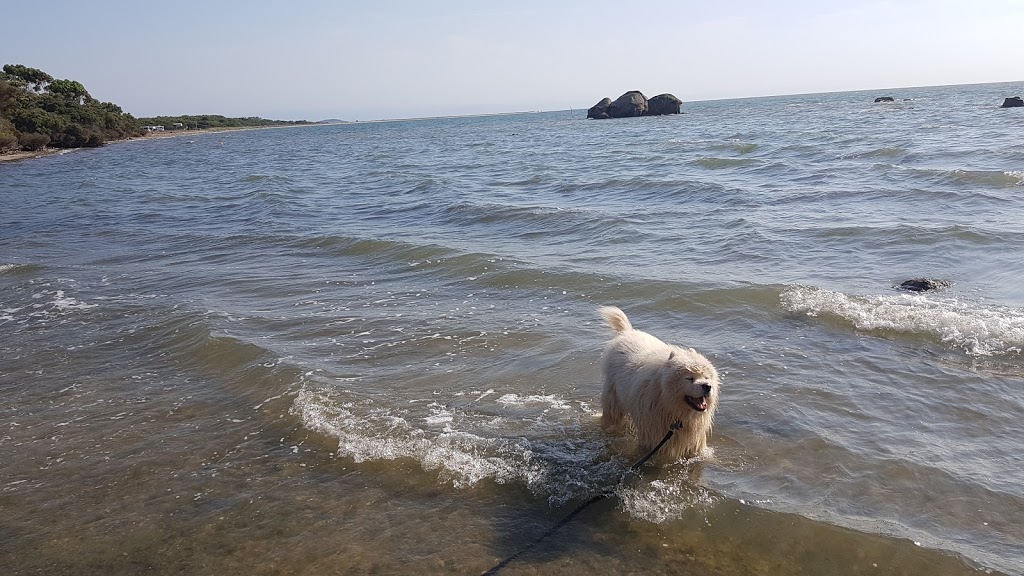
[291,383,612,501]
[291,382,717,517]
[780,285,1024,356]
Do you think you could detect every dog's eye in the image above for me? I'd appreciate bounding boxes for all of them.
[684,376,695,382]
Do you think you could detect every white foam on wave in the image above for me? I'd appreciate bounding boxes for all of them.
[781,286,1024,356]
[618,474,720,523]
[48,290,97,312]
[292,383,717,518]
[2,289,99,326]
[423,402,455,426]
[496,393,573,411]
[293,385,563,492]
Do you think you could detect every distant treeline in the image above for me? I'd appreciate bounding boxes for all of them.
[136,115,310,130]
[0,64,143,151]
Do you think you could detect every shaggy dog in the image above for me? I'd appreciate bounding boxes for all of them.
[599,306,719,461]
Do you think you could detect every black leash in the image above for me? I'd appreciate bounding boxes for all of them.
[482,421,682,575]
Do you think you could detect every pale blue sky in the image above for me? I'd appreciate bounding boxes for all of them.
[4,0,1022,120]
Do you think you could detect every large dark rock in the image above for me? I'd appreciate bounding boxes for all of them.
[898,278,953,292]
[647,93,682,115]
[874,96,895,103]
[606,91,648,118]
[587,97,611,119]
[1001,96,1023,108]
[587,91,683,119]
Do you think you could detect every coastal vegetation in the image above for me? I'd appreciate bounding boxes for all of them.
[0,64,142,151]
[1,63,312,156]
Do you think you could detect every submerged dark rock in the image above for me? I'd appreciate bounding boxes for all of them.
[898,278,953,292]
[587,97,611,119]
[647,93,683,116]
[607,91,648,118]
[1001,96,1023,108]
[874,96,895,103]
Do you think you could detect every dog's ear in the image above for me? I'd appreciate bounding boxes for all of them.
[667,351,675,362]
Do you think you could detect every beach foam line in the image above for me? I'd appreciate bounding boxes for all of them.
[290,383,717,514]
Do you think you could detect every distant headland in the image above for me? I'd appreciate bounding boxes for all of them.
[136,114,311,133]
[0,63,313,163]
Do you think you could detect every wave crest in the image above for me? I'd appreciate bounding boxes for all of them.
[291,384,618,502]
[780,286,1024,356]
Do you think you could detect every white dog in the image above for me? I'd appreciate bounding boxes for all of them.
[599,306,719,461]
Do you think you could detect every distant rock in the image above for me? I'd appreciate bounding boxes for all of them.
[874,96,895,103]
[1001,96,1023,108]
[587,91,683,119]
[647,93,683,116]
[898,278,953,292]
[607,91,648,118]
[587,97,612,119]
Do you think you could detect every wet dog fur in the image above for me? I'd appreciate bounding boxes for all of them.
[599,306,719,461]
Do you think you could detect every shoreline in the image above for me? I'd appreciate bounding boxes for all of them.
[0,113,566,164]
[0,147,66,163]
[0,122,339,164]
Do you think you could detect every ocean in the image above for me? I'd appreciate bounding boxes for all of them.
[2,81,1023,575]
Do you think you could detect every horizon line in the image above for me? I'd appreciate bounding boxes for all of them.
[144,78,1024,125]
[311,78,1024,124]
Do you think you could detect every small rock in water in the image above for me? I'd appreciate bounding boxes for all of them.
[898,278,953,292]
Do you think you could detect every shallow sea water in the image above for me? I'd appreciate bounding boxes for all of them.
[3,81,1024,575]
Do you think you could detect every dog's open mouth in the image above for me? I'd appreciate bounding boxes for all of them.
[685,395,709,412]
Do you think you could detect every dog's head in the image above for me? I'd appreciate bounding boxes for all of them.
[663,349,719,415]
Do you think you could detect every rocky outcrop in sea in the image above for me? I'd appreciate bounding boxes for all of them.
[587,91,682,119]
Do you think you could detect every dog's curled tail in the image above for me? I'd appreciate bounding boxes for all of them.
[598,306,632,333]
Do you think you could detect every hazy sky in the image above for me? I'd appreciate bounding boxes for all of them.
[4,0,1022,120]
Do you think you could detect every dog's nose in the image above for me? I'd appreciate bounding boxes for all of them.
[701,383,712,395]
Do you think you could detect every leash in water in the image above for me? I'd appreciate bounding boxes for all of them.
[482,421,682,576]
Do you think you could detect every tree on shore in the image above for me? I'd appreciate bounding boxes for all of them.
[0,64,142,152]
[2,64,53,92]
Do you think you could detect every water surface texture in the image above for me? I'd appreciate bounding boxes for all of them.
[3,82,1024,575]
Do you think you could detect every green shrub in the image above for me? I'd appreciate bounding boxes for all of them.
[84,130,104,147]
[19,132,49,151]
[0,132,18,151]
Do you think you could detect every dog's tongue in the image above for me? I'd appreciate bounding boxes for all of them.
[685,394,709,412]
